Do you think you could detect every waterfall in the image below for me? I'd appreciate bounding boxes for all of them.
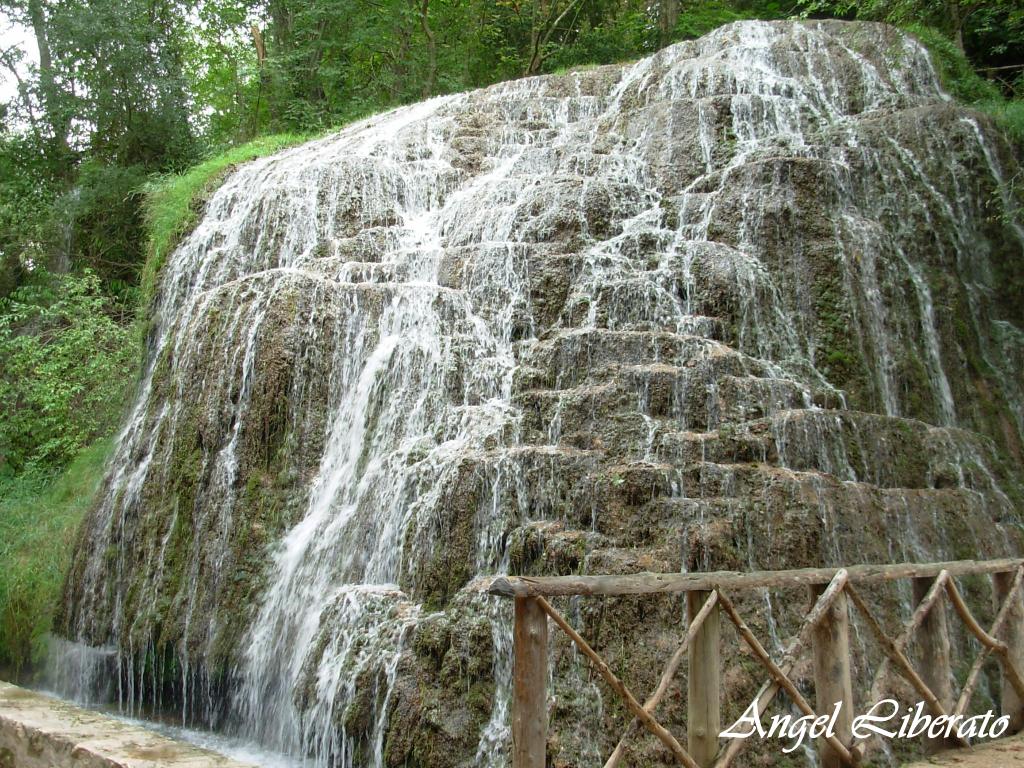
[55,19,1024,768]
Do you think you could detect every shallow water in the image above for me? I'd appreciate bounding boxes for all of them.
[37,686,303,768]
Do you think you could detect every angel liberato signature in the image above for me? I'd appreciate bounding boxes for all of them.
[719,699,1011,754]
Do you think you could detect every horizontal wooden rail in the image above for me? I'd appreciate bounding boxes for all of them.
[493,557,1024,768]
[485,557,1024,597]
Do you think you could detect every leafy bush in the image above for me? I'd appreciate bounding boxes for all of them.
[0,439,112,677]
[674,0,789,41]
[983,95,1024,145]
[54,162,151,296]
[542,0,791,75]
[0,135,59,298]
[543,9,652,73]
[0,270,136,476]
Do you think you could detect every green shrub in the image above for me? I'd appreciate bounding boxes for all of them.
[983,97,1024,145]
[0,270,136,476]
[0,439,113,677]
[0,135,59,299]
[543,9,652,72]
[51,162,152,296]
[0,134,317,674]
[674,0,789,41]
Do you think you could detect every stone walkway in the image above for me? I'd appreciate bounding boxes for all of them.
[0,681,254,768]
[902,734,1024,767]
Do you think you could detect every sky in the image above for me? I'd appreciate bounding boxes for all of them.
[0,12,37,107]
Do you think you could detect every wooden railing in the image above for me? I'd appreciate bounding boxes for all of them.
[486,557,1024,768]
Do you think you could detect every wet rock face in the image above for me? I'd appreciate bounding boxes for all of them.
[57,19,1023,768]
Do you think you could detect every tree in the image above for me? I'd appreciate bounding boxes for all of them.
[799,0,1024,59]
[523,0,588,75]
[658,0,679,47]
[1,0,72,167]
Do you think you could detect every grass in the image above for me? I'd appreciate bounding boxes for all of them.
[0,438,114,679]
[551,62,605,76]
[983,99,1024,146]
[139,132,312,312]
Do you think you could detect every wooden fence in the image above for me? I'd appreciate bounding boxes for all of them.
[486,557,1024,768]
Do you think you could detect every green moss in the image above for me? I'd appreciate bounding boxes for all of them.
[551,62,603,76]
[813,273,865,399]
[0,438,115,677]
[907,25,1001,104]
[463,680,493,713]
[824,349,854,368]
[897,347,935,423]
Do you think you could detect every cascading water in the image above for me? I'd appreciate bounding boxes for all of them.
[55,19,1024,768]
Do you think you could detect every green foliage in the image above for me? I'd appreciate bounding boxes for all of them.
[541,6,653,74]
[2,0,200,171]
[987,98,1024,145]
[0,134,58,297]
[55,163,152,295]
[0,270,136,476]
[185,0,266,145]
[0,439,113,676]
[798,0,1024,93]
[908,25,1024,145]
[907,24,1002,103]
[673,0,790,41]
[140,132,310,309]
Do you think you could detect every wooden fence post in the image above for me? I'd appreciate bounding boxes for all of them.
[810,584,854,768]
[913,576,956,753]
[513,596,548,768]
[994,571,1024,734]
[687,590,720,767]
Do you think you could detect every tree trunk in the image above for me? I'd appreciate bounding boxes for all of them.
[26,0,70,165]
[524,0,584,77]
[659,0,679,48]
[250,24,268,138]
[419,0,436,98]
[948,0,965,52]
[524,0,548,76]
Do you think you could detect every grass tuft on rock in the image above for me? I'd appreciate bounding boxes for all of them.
[0,438,114,678]
[140,133,310,311]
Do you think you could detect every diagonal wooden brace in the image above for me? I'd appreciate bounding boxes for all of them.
[845,582,971,752]
[955,566,1024,718]
[535,596,700,768]
[713,569,850,768]
[604,590,719,768]
[946,576,1024,704]
[715,587,859,766]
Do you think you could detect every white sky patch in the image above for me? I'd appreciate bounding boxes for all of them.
[0,11,38,107]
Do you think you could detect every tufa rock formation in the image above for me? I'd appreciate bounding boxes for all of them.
[55,19,1024,768]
